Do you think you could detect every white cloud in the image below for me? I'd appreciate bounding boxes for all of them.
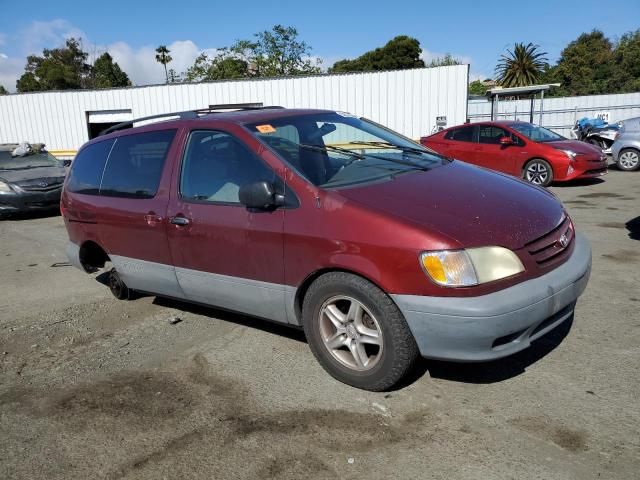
[0,19,224,91]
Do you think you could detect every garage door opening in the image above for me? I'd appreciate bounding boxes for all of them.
[86,109,133,139]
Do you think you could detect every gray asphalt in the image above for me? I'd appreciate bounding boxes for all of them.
[0,167,639,479]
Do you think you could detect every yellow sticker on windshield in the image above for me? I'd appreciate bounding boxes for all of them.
[256,124,276,134]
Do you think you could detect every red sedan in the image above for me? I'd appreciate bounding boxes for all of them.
[421,121,608,186]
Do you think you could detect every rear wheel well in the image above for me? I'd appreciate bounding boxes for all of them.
[294,268,387,323]
[79,241,109,273]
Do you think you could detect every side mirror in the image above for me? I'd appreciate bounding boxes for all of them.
[238,181,285,210]
[499,136,514,146]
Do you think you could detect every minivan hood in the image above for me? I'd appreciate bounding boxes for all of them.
[335,161,565,250]
[544,139,602,156]
[0,165,67,183]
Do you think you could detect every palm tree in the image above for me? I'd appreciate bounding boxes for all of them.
[155,45,173,83]
[495,43,548,87]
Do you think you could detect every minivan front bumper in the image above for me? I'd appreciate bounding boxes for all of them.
[392,232,591,362]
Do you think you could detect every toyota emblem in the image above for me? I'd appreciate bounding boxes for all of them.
[558,233,569,248]
[38,181,48,188]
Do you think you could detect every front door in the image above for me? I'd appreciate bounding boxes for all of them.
[475,125,521,174]
[165,129,287,322]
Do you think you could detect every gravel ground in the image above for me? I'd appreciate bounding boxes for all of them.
[1,167,639,480]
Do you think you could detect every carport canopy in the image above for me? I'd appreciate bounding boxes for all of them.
[486,83,561,124]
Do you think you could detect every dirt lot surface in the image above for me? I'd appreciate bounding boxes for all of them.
[1,167,639,480]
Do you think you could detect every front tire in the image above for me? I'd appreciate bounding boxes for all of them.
[523,158,554,187]
[617,148,640,171]
[302,272,419,391]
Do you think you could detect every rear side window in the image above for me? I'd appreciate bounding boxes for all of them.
[445,126,477,142]
[100,130,176,199]
[66,139,114,194]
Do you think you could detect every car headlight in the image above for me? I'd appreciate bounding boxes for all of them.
[420,247,524,287]
[0,181,14,193]
[559,149,577,160]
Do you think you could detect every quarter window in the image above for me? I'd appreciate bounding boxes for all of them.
[180,131,275,204]
[66,139,114,195]
[99,130,176,199]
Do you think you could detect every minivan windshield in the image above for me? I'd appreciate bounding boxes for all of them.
[511,123,564,143]
[246,112,447,188]
[0,150,62,170]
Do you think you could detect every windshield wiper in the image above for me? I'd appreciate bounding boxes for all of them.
[300,142,429,172]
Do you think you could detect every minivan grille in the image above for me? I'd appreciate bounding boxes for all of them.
[525,216,574,266]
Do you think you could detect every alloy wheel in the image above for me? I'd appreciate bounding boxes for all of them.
[619,150,639,170]
[318,295,383,371]
[525,161,550,185]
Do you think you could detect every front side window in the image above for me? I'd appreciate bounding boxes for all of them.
[180,130,274,204]
[100,130,176,199]
[246,112,447,188]
[66,139,114,194]
[478,126,509,144]
[511,123,564,143]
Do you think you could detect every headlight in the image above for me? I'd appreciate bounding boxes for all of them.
[559,149,577,160]
[0,181,13,193]
[420,247,524,287]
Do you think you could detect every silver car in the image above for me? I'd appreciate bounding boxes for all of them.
[612,117,640,171]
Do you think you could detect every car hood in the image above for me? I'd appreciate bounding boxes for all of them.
[544,140,602,156]
[0,165,67,183]
[335,161,565,250]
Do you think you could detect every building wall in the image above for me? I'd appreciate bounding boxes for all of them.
[468,91,640,136]
[0,65,469,157]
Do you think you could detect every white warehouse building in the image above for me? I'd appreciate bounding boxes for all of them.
[0,65,469,159]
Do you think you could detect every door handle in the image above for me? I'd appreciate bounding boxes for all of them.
[170,216,190,226]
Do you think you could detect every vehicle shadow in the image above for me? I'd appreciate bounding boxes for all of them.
[552,177,605,188]
[421,316,574,385]
[0,209,60,221]
[626,216,640,240]
[152,296,308,344]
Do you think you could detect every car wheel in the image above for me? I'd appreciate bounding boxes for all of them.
[108,268,131,300]
[302,272,419,391]
[617,148,640,171]
[523,159,554,187]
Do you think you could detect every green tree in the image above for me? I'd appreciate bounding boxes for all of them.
[546,31,613,96]
[495,42,548,87]
[610,30,640,93]
[0,85,8,95]
[16,38,91,92]
[184,50,249,82]
[92,52,131,88]
[329,36,425,73]
[167,68,181,83]
[183,25,319,81]
[468,79,488,95]
[246,25,320,77]
[427,54,462,67]
[155,45,172,83]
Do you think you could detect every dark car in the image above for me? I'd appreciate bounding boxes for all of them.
[0,144,68,218]
[61,107,592,391]
[421,121,608,187]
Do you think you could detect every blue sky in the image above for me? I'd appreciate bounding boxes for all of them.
[1,0,639,90]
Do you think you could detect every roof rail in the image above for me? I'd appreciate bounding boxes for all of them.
[99,104,285,136]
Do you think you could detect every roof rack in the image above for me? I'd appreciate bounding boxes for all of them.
[99,104,285,136]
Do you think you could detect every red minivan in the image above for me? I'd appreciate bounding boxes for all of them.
[62,107,592,390]
[421,121,608,186]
